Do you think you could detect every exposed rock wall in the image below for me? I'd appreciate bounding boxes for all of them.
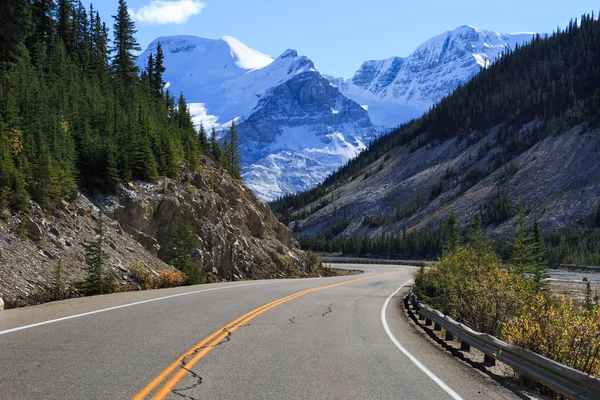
[0,157,311,308]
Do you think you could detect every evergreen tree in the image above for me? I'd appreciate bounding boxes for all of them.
[50,259,65,300]
[90,11,109,76]
[168,208,202,284]
[198,122,209,154]
[56,0,74,52]
[530,220,549,290]
[210,127,222,162]
[29,0,56,49]
[83,209,115,295]
[442,212,461,254]
[111,0,140,86]
[510,206,532,274]
[0,0,27,63]
[223,121,241,179]
[151,43,165,97]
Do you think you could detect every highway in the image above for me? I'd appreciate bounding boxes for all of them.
[0,264,521,399]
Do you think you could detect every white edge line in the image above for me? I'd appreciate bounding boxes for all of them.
[381,280,464,400]
[0,267,379,337]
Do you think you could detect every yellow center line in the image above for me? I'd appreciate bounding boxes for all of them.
[133,270,402,400]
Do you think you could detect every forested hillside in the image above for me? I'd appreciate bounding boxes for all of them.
[0,0,244,211]
[271,13,600,264]
[0,0,312,307]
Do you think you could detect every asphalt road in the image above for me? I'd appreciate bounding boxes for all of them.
[0,264,521,399]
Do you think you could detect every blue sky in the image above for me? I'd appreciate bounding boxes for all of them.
[92,0,598,77]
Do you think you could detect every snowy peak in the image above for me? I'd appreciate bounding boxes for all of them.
[220,36,274,70]
[335,25,536,130]
[410,25,534,70]
[138,35,273,89]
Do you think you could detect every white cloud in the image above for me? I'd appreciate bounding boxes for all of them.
[129,0,205,25]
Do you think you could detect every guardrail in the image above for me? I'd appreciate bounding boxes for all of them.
[405,296,600,400]
[320,256,431,266]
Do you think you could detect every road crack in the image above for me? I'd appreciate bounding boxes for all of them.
[170,325,250,399]
[321,304,334,317]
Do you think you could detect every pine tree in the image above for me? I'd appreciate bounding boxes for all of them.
[224,121,241,179]
[56,0,75,52]
[90,11,109,76]
[50,259,65,300]
[145,53,154,83]
[0,0,27,63]
[111,0,140,87]
[530,220,549,290]
[210,127,222,162]
[442,211,461,254]
[29,0,56,49]
[151,43,165,97]
[467,214,493,261]
[198,122,209,154]
[168,208,201,284]
[83,209,115,295]
[510,206,532,274]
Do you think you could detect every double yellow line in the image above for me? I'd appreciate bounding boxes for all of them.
[132,271,400,399]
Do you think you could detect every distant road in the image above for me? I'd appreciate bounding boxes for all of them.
[0,264,519,399]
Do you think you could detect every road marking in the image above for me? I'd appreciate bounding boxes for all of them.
[0,268,380,337]
[0,280,320,336]
[133,270,401,400]
[381,280,464,400]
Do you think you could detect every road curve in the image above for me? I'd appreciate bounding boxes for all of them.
[0,264,520,399]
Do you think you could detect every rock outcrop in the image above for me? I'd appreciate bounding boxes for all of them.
[0,156,311,308]
[107,157,311,280]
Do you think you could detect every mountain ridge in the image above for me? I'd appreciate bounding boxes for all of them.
[137,26,537,201]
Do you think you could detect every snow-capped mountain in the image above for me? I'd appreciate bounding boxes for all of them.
[138,26,535,202]
[137,37,377,201]
[330,26,535,130]
[237,60,375,200]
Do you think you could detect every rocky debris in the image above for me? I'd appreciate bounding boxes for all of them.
[296,124,600,239]
[0,194,169,308]
[0,297,4,311]
[0,156,311,308]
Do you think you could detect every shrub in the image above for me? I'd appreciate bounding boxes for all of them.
[413,245,533,336]
[503,294,600,377]
[127,260,158,290]
[159,267,186,288]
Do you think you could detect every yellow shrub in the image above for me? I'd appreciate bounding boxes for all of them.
[503,295,600,377]
[159,267,186,288]
[414,245,533,336]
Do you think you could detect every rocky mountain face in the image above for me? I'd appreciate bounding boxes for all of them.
[138,38,377,202]
[238,64,376,201]
[293,123,600,239]
[330,26,535,130]
[0,157,312,308]
[139,27,534,201]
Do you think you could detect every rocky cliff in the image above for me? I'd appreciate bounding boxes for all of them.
[0,157,312,308]
[238,68,376,201]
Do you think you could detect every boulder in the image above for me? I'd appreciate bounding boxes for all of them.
[24,220,43,241]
